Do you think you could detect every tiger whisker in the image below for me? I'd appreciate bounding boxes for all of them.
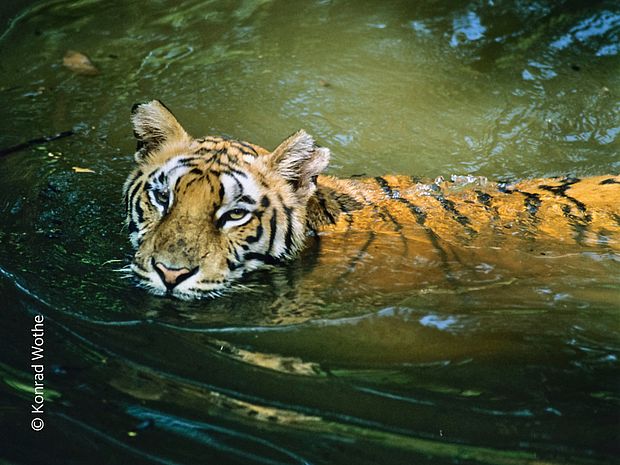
[232,283,265,294]
[113,265,133,273]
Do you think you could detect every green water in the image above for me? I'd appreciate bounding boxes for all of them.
[0,1,619,464]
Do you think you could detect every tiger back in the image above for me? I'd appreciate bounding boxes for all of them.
[303,174,620,297]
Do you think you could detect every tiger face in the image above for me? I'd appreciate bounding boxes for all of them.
[123,100,330,299]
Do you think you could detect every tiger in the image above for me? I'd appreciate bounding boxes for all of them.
[123,100,620,300]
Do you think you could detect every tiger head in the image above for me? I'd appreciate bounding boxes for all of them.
[123,100,330,299]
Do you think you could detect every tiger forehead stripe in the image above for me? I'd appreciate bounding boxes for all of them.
[179,167,207,192]
[220,171,260,206]
[238,195,256,204]
[150,157,196,182]
[193,139,259,164]
[233,140,259,156]
[216,163,248,178]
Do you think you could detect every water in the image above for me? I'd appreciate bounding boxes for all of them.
[0,1,619,463]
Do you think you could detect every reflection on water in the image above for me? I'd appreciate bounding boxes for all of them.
[450,11,487,47]
[0,0,619,464]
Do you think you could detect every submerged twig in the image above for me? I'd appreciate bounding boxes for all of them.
[0,129,75,157]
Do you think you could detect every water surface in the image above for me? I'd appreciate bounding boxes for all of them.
[0,1,619,464]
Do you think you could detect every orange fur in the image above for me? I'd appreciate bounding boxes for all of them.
[125,101,620,299]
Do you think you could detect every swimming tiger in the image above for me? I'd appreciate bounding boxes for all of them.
[123,100,620,300]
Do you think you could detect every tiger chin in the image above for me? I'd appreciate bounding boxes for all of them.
[124,100,620,300]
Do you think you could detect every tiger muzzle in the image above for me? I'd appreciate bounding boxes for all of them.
[152,258,198,291]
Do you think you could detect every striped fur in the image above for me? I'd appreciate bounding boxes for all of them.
[124,101,620,299]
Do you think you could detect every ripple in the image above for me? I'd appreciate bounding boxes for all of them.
[126,406,312,465]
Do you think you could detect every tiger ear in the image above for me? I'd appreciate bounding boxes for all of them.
[269,130,330,195]
[130,100,189,162]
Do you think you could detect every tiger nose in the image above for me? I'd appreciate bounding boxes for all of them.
[152,259,198,290]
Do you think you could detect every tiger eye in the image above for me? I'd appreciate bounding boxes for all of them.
[154,189,169,206]
[227,209,247,220]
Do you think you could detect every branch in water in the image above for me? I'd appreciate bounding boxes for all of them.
[0,130,75,157]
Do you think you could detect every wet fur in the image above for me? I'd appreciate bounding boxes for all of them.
[124,100,620,299]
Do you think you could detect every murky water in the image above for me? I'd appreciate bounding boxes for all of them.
[1,1,619,464]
